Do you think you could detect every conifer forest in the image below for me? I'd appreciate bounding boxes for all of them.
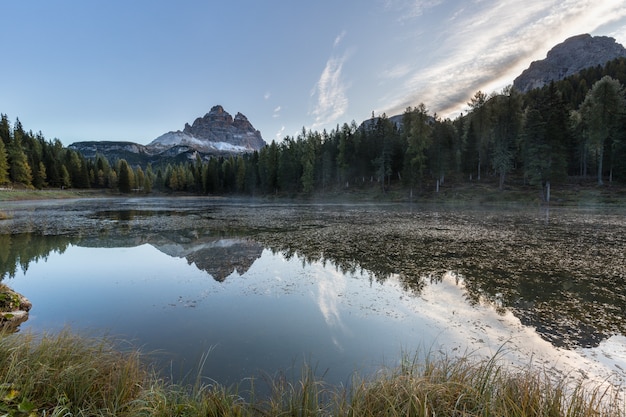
[2,58,626,202]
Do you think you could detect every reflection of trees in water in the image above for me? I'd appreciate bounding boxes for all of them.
[265,243,427,296]
[3,205,626,351]
[0,234,73,281]
[257,214,626,350]
[0,231,265,285]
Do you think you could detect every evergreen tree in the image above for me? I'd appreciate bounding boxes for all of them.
[429,116,457,190]
[579,76,626,185]
[60,165,71,188]
[490,86,522,190]
[0,139,9,185]
[0,114,10,147]
[522,84,569,202]
[402,104,432,194]
[466,91,491,180]
[8,120,33,186]
[117,159,132,193]
[135,166,145,192]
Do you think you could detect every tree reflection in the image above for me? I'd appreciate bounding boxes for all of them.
[0,234,73,281]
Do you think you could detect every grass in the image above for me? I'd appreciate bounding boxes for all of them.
[0,330,623,416]
[0,188,111,202]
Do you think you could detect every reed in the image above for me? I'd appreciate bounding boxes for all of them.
[344,350,623,416]
[0,329,623,416]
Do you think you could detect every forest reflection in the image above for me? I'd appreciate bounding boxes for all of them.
[0,228,622,349]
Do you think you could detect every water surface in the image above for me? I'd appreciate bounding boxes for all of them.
[1,198,625,390]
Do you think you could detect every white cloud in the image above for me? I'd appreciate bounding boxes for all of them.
[610,26,626,46]
[382,0,626,118]
[272,106,281,118]
[381,64,411,80]
[384,0,444,19]
[275,125,285,141]
[334,30,347,48]
[310,54,349,130]
[264,92,271,100]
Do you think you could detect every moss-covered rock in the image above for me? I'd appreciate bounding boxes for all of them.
[0,284,31,331]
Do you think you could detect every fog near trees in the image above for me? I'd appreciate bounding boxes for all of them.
[2,58,626,200]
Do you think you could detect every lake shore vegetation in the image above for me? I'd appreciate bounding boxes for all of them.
[0,329,622,416]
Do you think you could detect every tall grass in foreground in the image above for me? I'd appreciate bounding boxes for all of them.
[0,329,623,416]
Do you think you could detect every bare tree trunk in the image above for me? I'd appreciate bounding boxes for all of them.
[597,148,604,185]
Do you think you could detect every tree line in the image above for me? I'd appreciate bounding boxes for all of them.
[1,58,625,201]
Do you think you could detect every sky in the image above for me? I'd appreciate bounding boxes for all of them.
[1,0,626,146]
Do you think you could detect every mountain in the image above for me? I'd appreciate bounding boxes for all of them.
[148,105,266,153]
[513,34,626,93]
[69,105,266,165]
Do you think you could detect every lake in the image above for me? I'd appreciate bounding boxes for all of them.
[1,197,625,391]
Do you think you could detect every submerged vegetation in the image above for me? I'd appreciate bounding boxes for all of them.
[0,329,622,416]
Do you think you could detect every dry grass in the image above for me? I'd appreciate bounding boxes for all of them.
[1,330,623,416]
[345,351,624,416]
[0,329,147,416]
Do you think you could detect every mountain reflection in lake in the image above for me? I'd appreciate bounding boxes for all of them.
[3,237,441,386]
[1,199,625,391]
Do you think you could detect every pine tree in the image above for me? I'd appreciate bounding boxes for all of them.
[579,76,626,185]
[0,139,9,185]
[490,86,522,190]
[117,159,132,193]
[402,104,432,193]
[8,120,33,186]
[0,114,10,147]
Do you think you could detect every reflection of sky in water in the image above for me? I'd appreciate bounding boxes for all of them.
[7,242,626,392]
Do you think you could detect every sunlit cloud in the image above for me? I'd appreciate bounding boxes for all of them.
[275,125,285,141]
[273,106,281,118]
[310,53,349,130]
[383,0,626,118]
[381,63,411,80]
[610,26,626,46]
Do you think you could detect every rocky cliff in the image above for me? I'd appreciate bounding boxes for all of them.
[149,105,266,153]
[513,34,626,93]
[69,105,266,166]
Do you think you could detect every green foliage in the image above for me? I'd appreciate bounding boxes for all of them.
[3,57,626,196]
[117,159,133,193]
[0,139,9,186]
[578,76,626,185]
[402,104,432,189]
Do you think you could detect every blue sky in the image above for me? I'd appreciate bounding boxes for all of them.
[1,0,625,145]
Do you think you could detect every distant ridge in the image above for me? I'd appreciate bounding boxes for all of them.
[69,105,266,165]
[513,34,626,93]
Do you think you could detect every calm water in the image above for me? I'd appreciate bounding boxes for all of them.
[4,237,445,386]
[1,199,625,390]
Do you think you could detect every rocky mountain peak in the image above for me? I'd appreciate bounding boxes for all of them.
[513,34,626,93]
[150,105,266,153]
